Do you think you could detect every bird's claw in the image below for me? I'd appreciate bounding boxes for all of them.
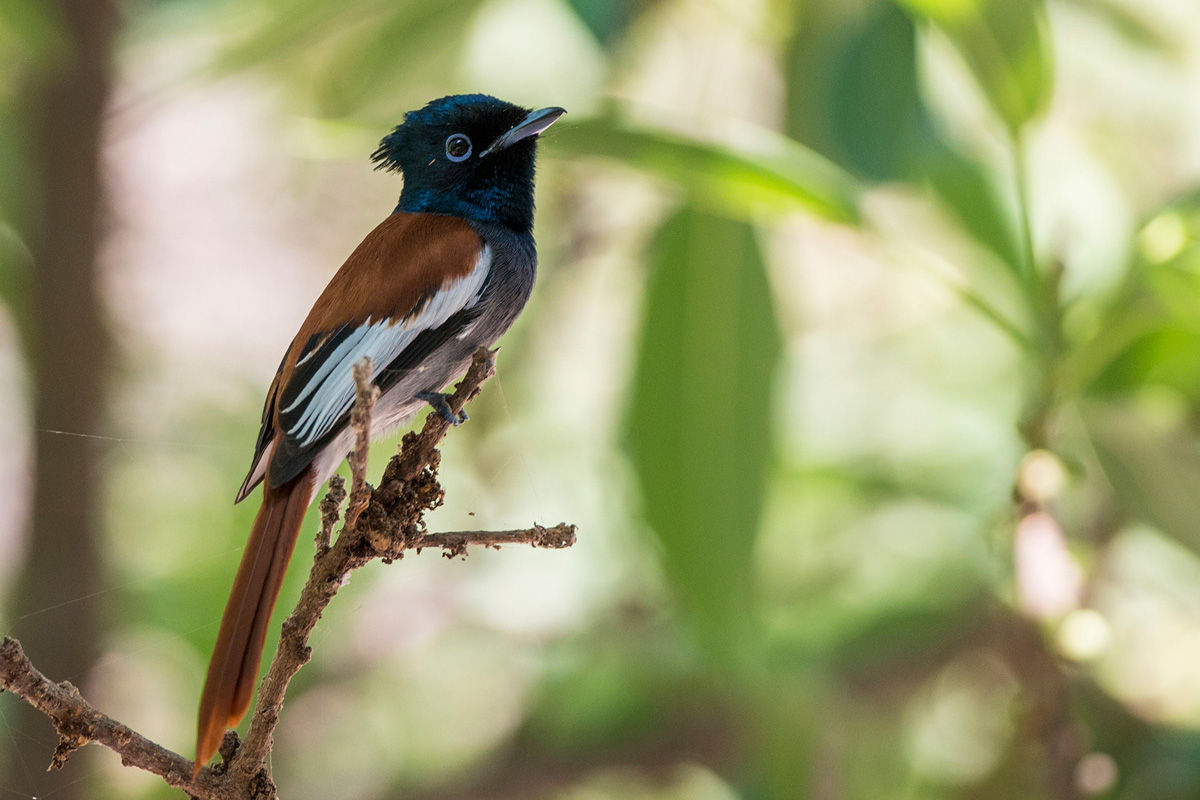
[416,391,468,426]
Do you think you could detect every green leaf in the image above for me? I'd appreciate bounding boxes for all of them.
[543,116,862,223]
[1085,404,1200,556]
[897,0,1054,132]
[921,139,1023,273]
[1070,193,1200,400]
[626,207,782,656]
[1090,329,1200,401]
[785,2,924,182]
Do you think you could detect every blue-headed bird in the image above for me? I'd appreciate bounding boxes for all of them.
[195,95,565,772]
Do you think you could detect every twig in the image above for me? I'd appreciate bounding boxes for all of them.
[418,524,578,558]
[344,358,379,528]
[0,637,226,797]
[316,474,346,555]
[0,347,578,800]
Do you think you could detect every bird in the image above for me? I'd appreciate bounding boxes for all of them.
[193,94,565,774]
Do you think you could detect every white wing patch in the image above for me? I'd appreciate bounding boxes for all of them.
[282,245,492,448]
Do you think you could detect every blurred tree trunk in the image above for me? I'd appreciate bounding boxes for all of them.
[4,0,117,797]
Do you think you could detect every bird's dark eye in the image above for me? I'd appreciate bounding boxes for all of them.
[445,134,472,162]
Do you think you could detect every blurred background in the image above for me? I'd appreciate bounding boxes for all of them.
[0,0,1198,798]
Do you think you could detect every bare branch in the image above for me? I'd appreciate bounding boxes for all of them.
[232,348,509,783]
[418,524,578,558]
[0,637,226,798]
[316,474,346,555]
[345,357,378,528]
[0,347,577,800]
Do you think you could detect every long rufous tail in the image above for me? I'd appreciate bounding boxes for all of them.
[194,473,312,775]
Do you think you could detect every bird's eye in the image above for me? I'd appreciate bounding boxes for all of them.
[445,134,472,162]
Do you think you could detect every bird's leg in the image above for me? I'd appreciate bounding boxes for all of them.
[416,391,469,426]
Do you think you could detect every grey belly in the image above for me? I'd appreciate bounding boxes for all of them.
[308,223,535,493]
[307,321,499,490]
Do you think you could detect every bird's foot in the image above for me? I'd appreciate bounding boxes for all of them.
[416,391,469,426]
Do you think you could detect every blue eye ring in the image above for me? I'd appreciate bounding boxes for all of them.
[445,133,472,162]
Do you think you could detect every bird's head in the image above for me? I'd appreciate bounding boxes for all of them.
[373,94,565,234]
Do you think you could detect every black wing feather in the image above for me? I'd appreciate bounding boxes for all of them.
[265,307,482,488]
[275,324,358,436]
[236,352,287,503]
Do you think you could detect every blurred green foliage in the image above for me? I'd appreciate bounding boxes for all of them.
[899,0,1054,133]
[786,1,924,182]
[627,207,781,654]
[0,0,57,340]
[1,0,1199,798]
[545,117,862,222]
